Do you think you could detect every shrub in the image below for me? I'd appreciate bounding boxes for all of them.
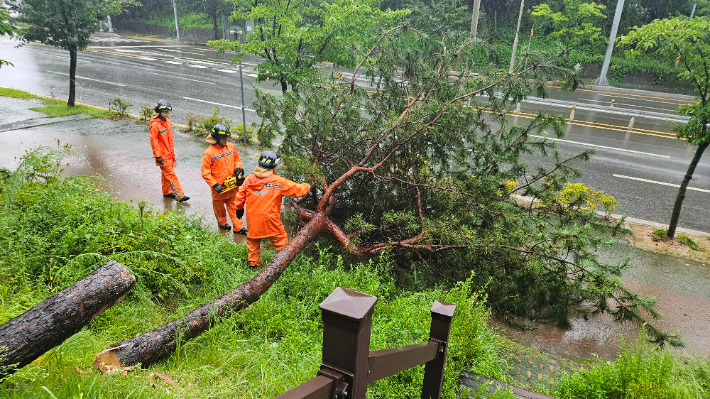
[139,104,152,121]
[544,182,618,217]
[108,98,132,117]
[194,106,233,136]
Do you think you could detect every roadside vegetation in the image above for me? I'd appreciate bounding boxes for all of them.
[0,88,110,119]
[2,146,710,398]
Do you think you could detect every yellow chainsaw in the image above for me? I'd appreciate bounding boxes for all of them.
[221,170,245,193]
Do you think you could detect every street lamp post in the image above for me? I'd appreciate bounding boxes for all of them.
[594,0,625,86]
[172,0,181,41]
[509,0,525,73]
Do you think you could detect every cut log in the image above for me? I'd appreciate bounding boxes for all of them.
[0,261,135,379]
[95,213,328,369]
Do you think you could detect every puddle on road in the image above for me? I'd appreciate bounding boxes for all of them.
[495,243,710,360]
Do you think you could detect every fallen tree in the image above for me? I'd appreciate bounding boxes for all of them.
[96,27,679,370]
[0,261,135,379]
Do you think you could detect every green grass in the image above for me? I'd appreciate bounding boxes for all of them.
[554,339,710,399]
[0,147,505,398]
[1,87,112,119]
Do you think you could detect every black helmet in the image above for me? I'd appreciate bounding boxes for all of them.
[258,151,282,169]
[210,123,231,140]
[154,99,172,113]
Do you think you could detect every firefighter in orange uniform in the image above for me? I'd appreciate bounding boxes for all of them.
[235,151,311,267]
[201,124,247,234]
[150,100,189,202]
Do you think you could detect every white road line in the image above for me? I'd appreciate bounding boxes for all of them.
[22,50,91,62]
[613,174,710,193]
[529,135,671,158]
[246,73,258,78]
[47,71,126,86]
[139,57,158,61]
[150,72,214,84]
[218,69,237,73]
[188,64,208,68]
[183,96,256,112]
[164,60,182,65]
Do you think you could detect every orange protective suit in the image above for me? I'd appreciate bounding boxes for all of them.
[201,142,244,231]
[150,117,184,198]
[235,167,310,266]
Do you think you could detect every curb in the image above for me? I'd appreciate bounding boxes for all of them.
[582,84,696,102]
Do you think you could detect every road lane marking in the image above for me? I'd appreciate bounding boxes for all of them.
[164,60,182,65]
[218,69,237,73]
[183,96,256,112]
[529,135,671,158]
[22,50,91,62]
[149,72,214,84]
[47,71,126,86]
[188,64,208,68]
[613,174,710,193]
[246,73,258,77]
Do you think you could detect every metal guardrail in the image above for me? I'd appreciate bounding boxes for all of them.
[275,287,457,399]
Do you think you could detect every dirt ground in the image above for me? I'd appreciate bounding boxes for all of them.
[626,222,710,263]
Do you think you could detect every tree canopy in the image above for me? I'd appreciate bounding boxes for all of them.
[619,17,710,238]
[210,0,409,92]
[11,0,136,105]
[1,7,16,69]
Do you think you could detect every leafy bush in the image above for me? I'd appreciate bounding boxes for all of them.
[194,106,233,136]
[139,104,152,121]
[555,339,710,398]
[543,182,618,217]
[108,98,132,117]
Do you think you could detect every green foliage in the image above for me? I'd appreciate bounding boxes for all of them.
[210,0,409,92]
[0,88,110,119]
[652,228,667,242]
[11,0,136,52]
[555,339,710,398]
[139,104,153,120]
[0,8,16,69]
[677,234,703,251]
[0,154,506,397]
[108,98,133,117]
[183,111,199,132]
[619,17,710,146]
[258,27,676,345]
[543,182,618,217]
[194,106,233,136]
[532,0,607,65]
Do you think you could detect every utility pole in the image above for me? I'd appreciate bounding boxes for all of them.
[509,0,525,73]
[107,16,113,33]
[172,0,181,41]
[690,3,697,19]
[470,0,482,39]
[594,0,625,85]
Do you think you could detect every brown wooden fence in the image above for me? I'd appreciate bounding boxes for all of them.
[275,287,456,399]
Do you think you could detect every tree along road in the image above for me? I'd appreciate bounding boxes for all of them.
[0,35,708,232]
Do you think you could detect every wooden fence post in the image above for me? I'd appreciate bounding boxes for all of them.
[319,287,378,399]
[421,300,456,399]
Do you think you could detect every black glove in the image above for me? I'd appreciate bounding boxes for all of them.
[155,156,164,165]
[212,183,224,193]
[234,167,245,186]
[236,208,244,219]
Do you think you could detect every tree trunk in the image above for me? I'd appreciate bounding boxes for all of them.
[280,79,288,93]
[0,261,135,379]
[68,46,77,107]
[95,214,328,369]
[212,11,218,41]
[667,142,709,238]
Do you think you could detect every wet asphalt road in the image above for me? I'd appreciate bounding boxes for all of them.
[0,35,708,232]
